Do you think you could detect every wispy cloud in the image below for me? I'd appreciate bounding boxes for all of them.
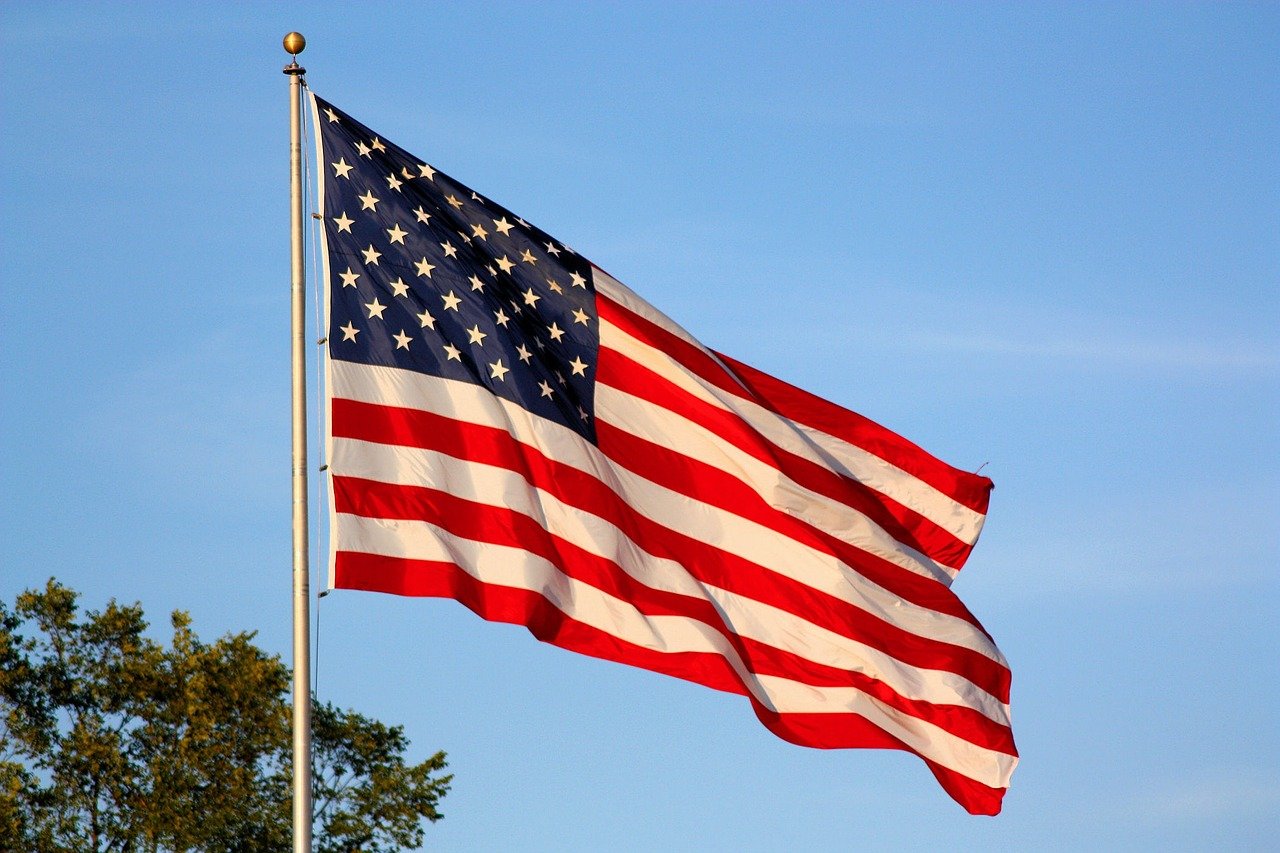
[866,329,1280,374]
[631,277,1280,380]
[963,479,1280,604]
[1132,773,1280,822]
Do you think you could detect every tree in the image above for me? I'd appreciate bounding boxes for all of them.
[0,580,451,852]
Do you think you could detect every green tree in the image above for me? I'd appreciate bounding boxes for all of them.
[0,580,451,852]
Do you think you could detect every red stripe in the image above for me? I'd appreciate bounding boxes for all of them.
[598,345,975,568]
[335,550,1009,815]
[751,705,1008,816]
[598,292,750,400]
[718,353,995,519]
[333,475,1016,755]
[330,397,1010,704]
[598,293,993,521]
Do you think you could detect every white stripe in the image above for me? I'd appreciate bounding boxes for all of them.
[329,360,1007,668]
[333,435,1010,722]
[336,511,1017,789]
[594,380,955,586]
[594,270,985,549]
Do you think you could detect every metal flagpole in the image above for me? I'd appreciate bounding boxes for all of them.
[283,31,313,853]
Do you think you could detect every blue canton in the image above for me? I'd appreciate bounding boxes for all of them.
[315,96,599,442]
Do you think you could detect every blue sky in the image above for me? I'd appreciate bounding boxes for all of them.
[2,2,1277,849]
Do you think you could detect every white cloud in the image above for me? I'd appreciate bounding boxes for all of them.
[1133,773,1280,822]
[870,329,1280,374]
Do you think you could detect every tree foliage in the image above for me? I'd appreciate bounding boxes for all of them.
[0,580,450,852]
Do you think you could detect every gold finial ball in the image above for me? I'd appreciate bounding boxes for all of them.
[283,32,306,55]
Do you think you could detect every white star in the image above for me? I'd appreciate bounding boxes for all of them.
[520,248,537,265]
[386,223,408,244]
[516,344,532,363]
[418,163,436,179]
[495,256,516,274]
[570,271,586,289]
[471,222,489,240]
[386,173,403,191]
[547,322,565,342]
[393,330,412,350]
[578,406,589,421]
[413,206,432,224]
[555,370,566,385]
[358,190,380,211]
[417,309,436,329]
[331,158,353,178]
[494,217,515,236]
[442,343,462,361]
[324,107,339,123]
[355,141,371,158]
[441,291,462,311]
[538,380,554,398]
[389,277,410,298]
[333,212,354,233]
[494,308,510,327]
[414,257,436,278]
[468,275,486,292]
[361,245,381,265]
[401,166,416,179]
[546,277,563,294]
[364,298,387,319]
[522,288,542,307]
[339,268,360,288]
[471,191,484,203]
[466,325,487,346]
[569,356,588,376]
[440,241,458,259]
[457,230,472,244]
[489,359,509,381]
[516,216,529,228]
[370,137,386,152]
[572,308,590,326]
[340,321,359,341]
[445,194,465,209]
[545,242,561,256]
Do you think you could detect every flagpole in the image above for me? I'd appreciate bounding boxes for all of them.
[283,31,313,853]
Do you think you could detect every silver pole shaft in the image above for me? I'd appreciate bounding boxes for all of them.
[287,59,313,853]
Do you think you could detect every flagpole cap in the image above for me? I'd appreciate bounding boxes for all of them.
[283,32,306,55]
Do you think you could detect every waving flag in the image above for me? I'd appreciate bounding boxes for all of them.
[312,94,1017,814]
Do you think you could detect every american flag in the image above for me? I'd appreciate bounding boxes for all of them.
[312,94,1017,815]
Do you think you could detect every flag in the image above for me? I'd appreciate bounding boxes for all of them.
[311,94,1017,815]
